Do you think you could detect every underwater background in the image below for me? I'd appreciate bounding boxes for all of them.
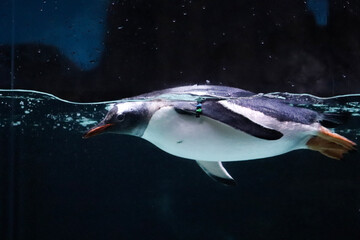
[1,0,360,239]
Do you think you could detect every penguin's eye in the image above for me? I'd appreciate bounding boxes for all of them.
[117,114,125,122]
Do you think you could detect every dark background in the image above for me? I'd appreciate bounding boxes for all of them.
[1,0,360,239]
[1,0,360,101]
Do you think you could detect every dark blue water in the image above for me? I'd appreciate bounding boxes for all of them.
[1,89,360,239]
[2,0,360,239]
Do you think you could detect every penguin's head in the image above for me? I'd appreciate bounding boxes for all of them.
[83,102,152,139]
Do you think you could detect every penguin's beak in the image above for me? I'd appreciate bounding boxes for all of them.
[82,123,115,139]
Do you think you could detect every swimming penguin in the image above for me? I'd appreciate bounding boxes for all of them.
[83,85,356,186]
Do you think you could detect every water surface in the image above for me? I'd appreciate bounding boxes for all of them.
[1,89,360,137]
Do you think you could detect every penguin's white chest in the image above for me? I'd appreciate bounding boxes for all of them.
[141,107,316,161]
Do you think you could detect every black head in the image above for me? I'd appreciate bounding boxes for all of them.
[83,102,151,138]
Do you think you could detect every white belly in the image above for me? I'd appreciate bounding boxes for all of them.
[141,107,318,162]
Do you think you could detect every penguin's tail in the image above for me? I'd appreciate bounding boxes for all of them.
[319,112,351,128]
[306,126,357,160]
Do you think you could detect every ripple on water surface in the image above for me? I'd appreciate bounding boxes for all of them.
[0,89,360,139]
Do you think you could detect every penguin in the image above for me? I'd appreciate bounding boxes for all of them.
[83,85,356,186]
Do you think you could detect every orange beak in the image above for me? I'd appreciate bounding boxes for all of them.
[82,123,114,139]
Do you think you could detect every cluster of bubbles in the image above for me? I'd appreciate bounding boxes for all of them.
[0,90,114,134]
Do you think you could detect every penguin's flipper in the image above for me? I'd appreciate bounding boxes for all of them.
[196,161,236,186]
[174,101,283,140]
